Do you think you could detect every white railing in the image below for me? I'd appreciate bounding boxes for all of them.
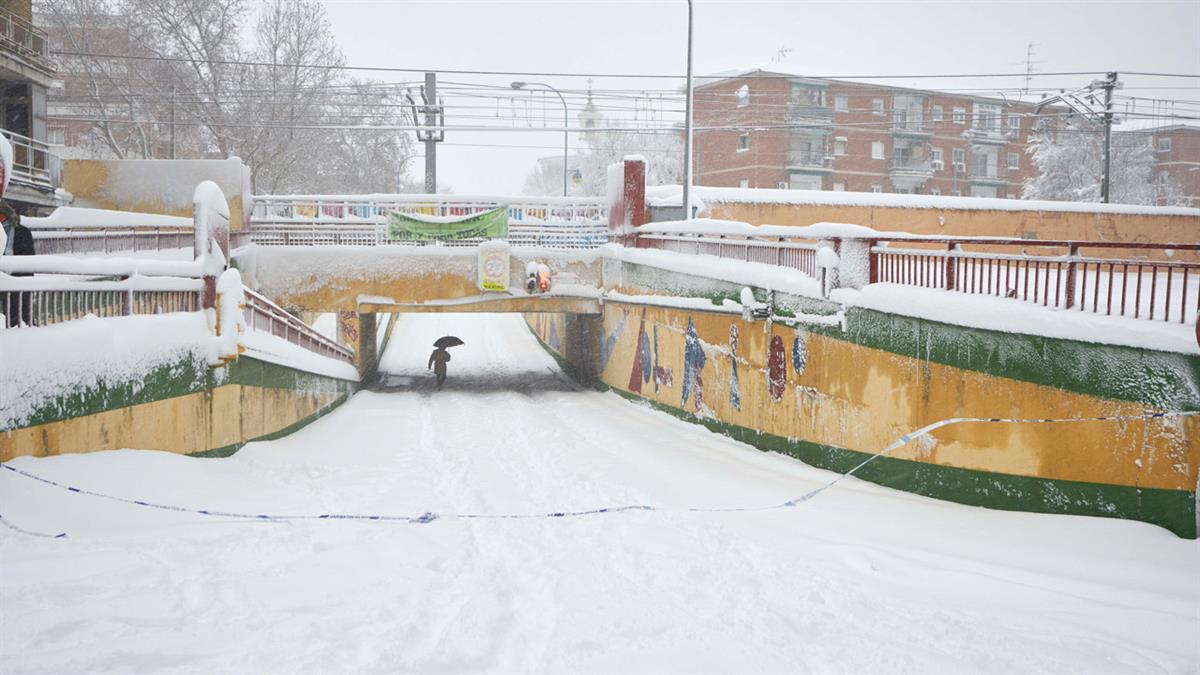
[1,278,203,329]
[250,194,609,248]
[31,228,196,255]
[1,129,60,192]
[243,288,354,365]
[0,7,52,72]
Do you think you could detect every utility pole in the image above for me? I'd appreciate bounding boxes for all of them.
[417,72,445,194]
[1099,71,1117,204]
[169,85,176,160]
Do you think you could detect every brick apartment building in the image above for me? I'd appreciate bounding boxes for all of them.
[1,0,61,210]
[1148,124,1200,207]
[694,67,1041,198]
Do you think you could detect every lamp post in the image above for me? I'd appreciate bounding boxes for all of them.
[512,81,569,197]
[682,0,694,219]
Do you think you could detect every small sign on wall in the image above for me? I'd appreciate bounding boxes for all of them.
[477,240,510,292]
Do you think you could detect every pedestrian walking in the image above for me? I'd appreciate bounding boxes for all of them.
[428,346,451,389]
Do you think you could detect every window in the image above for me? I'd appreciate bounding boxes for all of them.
[1008,115,1021,133]
[739,178,750,188]
[834,95,848,112]
[736,84,750,107]
[952,107,966,124]
[872,98,884,115]
[870,185,883,193]
[832,183,846,191]
[1007,152,1020,170]
[952,189,962,197]
[737,134,749,152]
[930,188,942,196]
[871,141,885,160]
[931,147,944,170]
[931,105,943,122]
[834,137,847,156]
[48,127,66,145]
[974,104,1001,131]
[952,148,966,167]
[1158,137,1172,152]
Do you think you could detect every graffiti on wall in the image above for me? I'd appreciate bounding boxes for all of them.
[681,317,707,411]
[767,335,787,402]
[729,324,741,410]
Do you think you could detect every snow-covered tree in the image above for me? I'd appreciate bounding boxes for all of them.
[521,125,683,197]
[1023,121,1186,206]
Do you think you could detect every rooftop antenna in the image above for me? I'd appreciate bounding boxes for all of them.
[773,45,792,63]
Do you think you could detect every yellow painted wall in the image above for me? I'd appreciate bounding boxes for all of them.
[704,201,1200,258]
[0,384,342,461]
[530,304,1196,492]
[62,158,251,231]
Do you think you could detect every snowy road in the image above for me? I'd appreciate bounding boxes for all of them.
[2,313,1197,673]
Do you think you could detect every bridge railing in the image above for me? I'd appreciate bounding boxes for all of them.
[634,225,1200,328]
[249,194,608,248]
[243,287,354,365]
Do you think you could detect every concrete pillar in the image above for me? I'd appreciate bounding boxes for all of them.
[355,312,379,382]
[562,313,603,386]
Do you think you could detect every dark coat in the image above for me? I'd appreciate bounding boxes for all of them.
[5,218,35,276]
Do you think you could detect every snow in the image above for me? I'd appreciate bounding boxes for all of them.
[23,207,192,231]
[838,283,1200,355]
[645,184,1200,217]
[1,312,1196,672]
[0,313,216,431]
[603,244,825,300]
[91,158,244,213]
[240,329,358,382]
[816,246,840,269]
[0,254,203,278]
[257,192,605,205]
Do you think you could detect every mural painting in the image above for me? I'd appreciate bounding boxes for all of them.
[681,317,707,412]
[728,324,741,410]
[766,334,787,402]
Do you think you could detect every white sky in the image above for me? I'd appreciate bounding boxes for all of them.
[317,0,1200,195]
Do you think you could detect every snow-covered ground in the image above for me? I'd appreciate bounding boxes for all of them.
[2,313,1197,673]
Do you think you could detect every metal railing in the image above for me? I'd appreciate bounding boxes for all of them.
[633,226,1199,329]
[889,158,933,174]
[1,282,203,329]
[0,7,52,72]
[243,288,354,365]
[31,228,194,255]
[249,195,609,248]
[635,232,819,277]
[787,149,833,170]
[1,129,60,192]
[872,240,1200,325]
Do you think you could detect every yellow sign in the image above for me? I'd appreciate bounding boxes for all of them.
[477,241,510,292]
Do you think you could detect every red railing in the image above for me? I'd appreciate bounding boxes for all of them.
[635,232,819,276]
[242,288,355,365]
[871,240,1200,325]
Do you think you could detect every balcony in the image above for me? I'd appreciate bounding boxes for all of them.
[962,124,1013,145]
[968,165,1008,185]
[786,149,833,172]
[785,103,834,129]
[2,128,62,195]
[0,8,53,76]
[889,158,933,189]
[891,115,931,139]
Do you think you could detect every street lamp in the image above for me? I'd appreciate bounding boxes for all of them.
[512,81,569,197]
[682,0,694,220]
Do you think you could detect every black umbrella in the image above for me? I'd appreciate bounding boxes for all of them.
[433,335,465,349]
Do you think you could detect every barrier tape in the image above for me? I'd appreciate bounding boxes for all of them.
[0,409,1194,539]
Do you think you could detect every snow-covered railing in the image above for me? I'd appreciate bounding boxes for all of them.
[633,220,1200,330]
[871,240,1200,325]
[0,277,203,329]
[635,231,819,276]
[248,221,607,249]
[249,194,608,248]
[242,288,354,365]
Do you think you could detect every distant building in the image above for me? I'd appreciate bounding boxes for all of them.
[694,67,1040,199]
[0,0,61,211]
[1147,124,1200,207]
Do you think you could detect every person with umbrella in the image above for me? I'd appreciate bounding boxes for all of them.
[428,336,463,389]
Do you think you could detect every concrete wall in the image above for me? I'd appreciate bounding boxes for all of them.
[527,261,1200,538]
[0,354,355,460]
[701,199,1199,248]
[62,157,252,231]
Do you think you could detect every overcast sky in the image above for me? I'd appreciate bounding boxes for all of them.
[316,0,1200,195]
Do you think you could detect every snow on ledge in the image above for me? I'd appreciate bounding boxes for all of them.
[24,207,193,231]
[241,329,358,382]
[645,185,1200,218]
[837,284,1199,355]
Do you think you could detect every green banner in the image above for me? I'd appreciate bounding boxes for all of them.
[386,206,508,241]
